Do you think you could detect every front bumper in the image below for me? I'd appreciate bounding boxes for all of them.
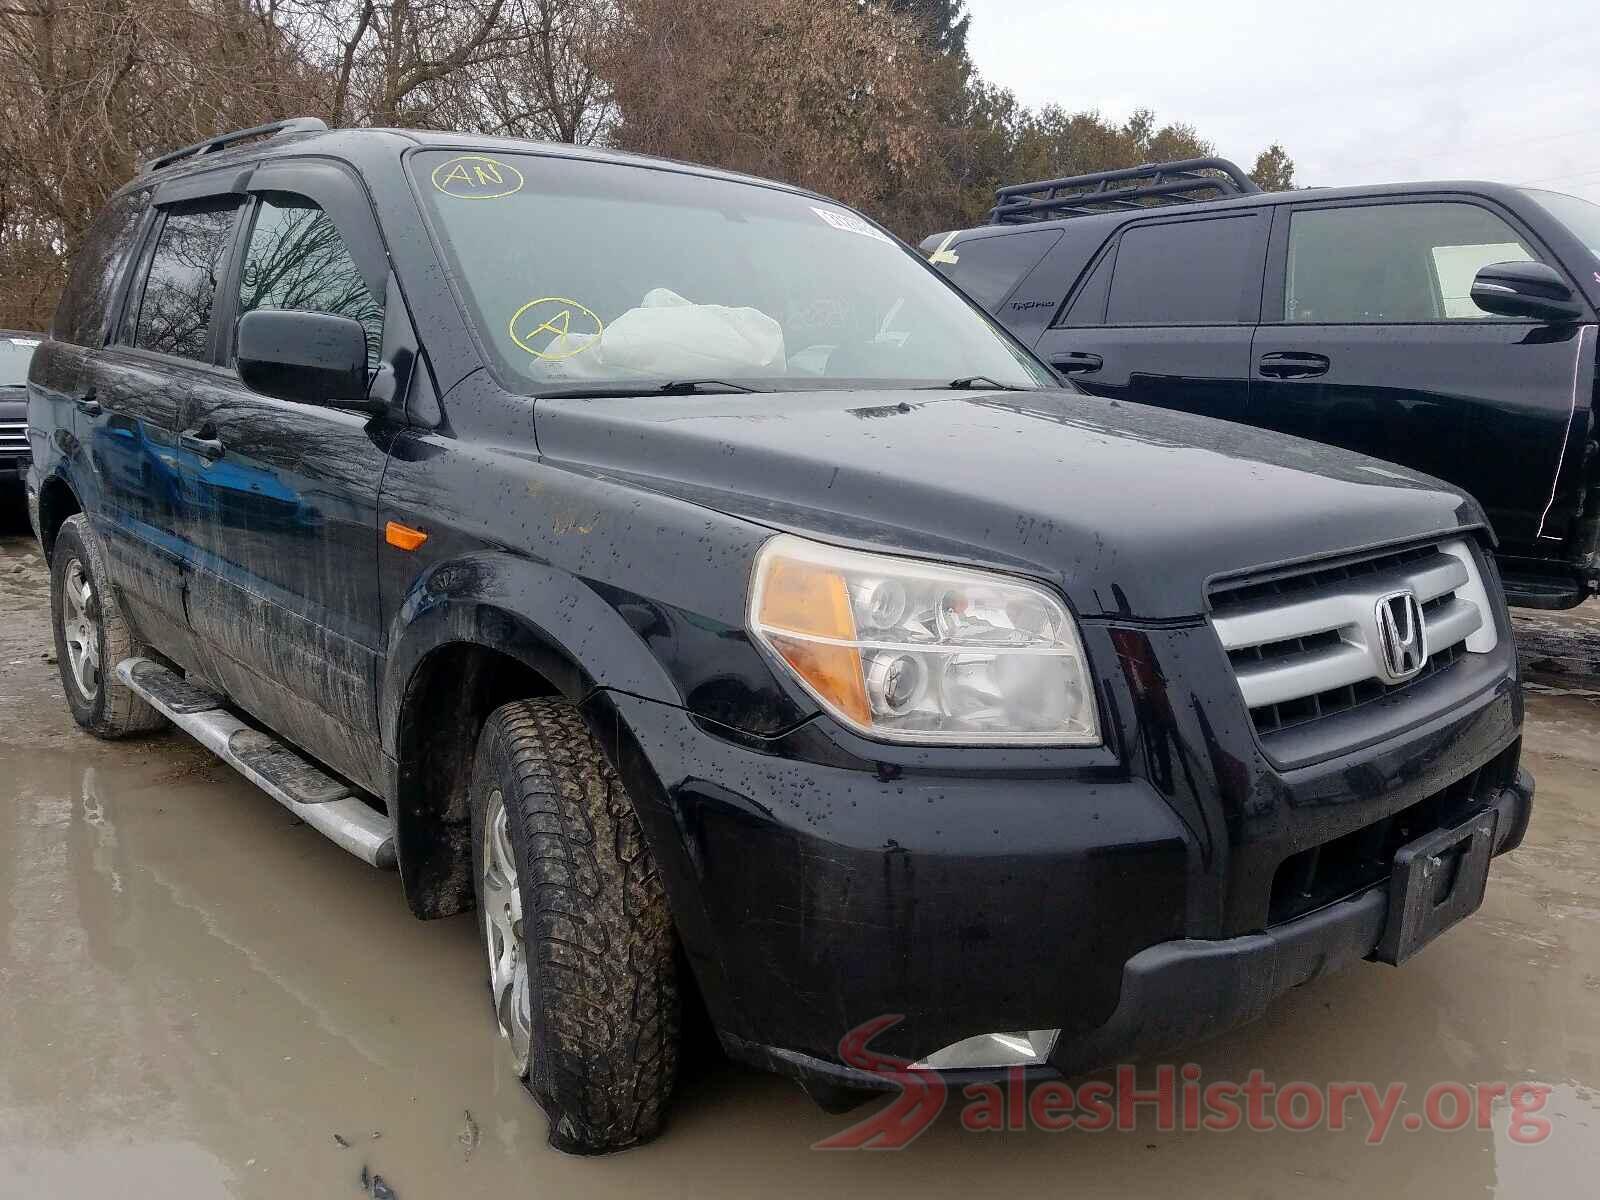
[588,614,1527,1091]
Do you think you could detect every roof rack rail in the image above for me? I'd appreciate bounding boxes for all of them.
[142,117,330,175]
[987,157,1261,225]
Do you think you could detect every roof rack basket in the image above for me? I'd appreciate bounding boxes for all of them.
[142,117,330,175]
[987,157,1261,225]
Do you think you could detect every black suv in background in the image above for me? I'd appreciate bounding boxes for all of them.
[1,331,41,489]
[27,123,1533,1155]
[923,159,1600,610]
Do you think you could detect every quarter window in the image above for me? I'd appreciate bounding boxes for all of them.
[129,202,240,361]
[936,230,1062,312]
[1285,202,1538,322]
[1104,216,1261,325]
[237,195,384,367]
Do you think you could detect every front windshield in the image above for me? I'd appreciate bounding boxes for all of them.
[1520,188,1600,260]
[0,336,39,387]
[412,150,1050,394]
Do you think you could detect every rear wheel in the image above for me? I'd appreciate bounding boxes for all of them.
[469,697,680,1154]
[49,515,166,739]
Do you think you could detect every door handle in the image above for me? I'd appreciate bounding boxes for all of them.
[1050,352,1104,375]
[1258,352,1331,379]
[74,387,101,417]
[179,428,226,461]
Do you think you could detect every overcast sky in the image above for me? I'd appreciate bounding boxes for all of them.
[964,0,1600,202]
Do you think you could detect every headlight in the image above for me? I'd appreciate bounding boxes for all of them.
[748,534,1098,745]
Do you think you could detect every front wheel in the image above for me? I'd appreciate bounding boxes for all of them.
[469,698,680,1154]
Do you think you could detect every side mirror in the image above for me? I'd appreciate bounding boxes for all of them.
[236,309,377,410]
[1470,261,1584,323]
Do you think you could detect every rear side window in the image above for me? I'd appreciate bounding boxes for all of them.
[52,191,147,347]
[237,194,384,367]
[936,230,1061,312]
[1284,202,1538,322]
[1104,216,1261,325]
[128,202,241,361]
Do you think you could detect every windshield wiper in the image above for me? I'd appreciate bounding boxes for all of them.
[535,379,772,399]
[939,375,1028,391]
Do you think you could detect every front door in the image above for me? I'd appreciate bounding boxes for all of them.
[1250,197,1596,554]
[175,177,391,791]
[1032,212,1267,425]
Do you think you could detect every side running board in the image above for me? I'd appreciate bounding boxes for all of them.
[116,657,397,869]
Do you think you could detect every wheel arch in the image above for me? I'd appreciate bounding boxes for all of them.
[35,473,84,563]
[380,553,685,918]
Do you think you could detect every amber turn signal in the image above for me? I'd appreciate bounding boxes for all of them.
[385,521,429,551]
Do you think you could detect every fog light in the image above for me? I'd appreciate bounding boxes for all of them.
[911,1028,1060,1070]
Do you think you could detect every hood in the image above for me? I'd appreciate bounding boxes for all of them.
[535,388,1483,621]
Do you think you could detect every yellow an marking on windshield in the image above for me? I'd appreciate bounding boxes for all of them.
[432,155,524,199]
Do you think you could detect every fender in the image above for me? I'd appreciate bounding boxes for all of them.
[379,547,687,758]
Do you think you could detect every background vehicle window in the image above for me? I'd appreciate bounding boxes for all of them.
[52,191,147,347]
[1285,202,1537,322]
[129,203,240,360]
[1059,249,1114,326]
[1104,216,1259,325]
[936,230,1061,311]
[237,195,384,368]
[0,336,39,386]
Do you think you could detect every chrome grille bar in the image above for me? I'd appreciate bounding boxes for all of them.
[1212,539,1496,722]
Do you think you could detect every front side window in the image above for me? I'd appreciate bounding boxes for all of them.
[129,202,240,360]
[1285,202,1537,323]
[1104,216,1260,325]
[237,195,384,368]
[411,151,1050,393]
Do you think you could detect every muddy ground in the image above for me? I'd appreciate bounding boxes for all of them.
[2,501,1598,1198]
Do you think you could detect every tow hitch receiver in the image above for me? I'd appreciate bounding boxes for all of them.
[1374,809,1498,966]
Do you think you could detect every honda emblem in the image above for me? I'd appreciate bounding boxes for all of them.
[1375,590,1428,682]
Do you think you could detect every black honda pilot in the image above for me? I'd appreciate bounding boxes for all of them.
[26,121,1534,1155]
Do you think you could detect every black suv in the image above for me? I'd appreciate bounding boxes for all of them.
[923,158,1600,610]
[1,331,41,488]
[27,122,1533,1154]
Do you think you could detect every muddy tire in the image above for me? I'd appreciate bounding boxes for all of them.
[49,515,166,739]
[469,697,680,1154]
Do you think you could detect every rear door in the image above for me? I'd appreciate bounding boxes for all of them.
[1250,196,1596,553]
[1032,211,1267,424]
[174,160,392,791]
[84,190,244,673]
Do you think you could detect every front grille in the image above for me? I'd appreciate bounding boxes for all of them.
[1209,539,1497,745]
[0,421,26,454]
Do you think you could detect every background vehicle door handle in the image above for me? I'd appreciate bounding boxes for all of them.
[73,387,101,417]
[1257,352,1331,379]
[1051,352,1104,375]
[179,428,225,460]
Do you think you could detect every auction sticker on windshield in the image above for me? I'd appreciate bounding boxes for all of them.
[811,206,894,244]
